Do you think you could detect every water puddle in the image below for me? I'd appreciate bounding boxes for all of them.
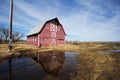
[108,50,120,53]
[0,51,80,80]
[96,51,112,54]
[97,50,120,54]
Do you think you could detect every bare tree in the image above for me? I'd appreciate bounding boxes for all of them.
[12,32,24,42]
[0,32,3,43]
[0,26,9,42]
[0,26,24,43]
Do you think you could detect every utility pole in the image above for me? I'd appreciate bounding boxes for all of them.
[8,58,12,80]
[9,0,13,51]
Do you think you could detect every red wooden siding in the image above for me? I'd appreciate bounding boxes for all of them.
[27,34,38,46]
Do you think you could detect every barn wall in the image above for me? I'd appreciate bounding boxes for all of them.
[27,35,38,46]
[27,19,66,47]
[38,23,51,46]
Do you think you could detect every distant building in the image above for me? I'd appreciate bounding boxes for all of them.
[27,18,66,47]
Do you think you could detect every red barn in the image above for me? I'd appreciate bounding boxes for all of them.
[27,18,66,47]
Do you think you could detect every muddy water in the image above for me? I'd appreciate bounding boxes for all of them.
[0,51,80,80]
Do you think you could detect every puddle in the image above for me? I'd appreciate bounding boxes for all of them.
[0,51,80,80]
[96,51,112,54]
[97,50,120,54]
[108,50,120,53]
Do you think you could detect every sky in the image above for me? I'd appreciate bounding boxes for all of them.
[0,0,120,41]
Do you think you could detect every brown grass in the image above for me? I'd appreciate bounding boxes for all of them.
[67,43,120,80]
[0,44,53,59]
[0,43,120,59]
[0,43,120,80]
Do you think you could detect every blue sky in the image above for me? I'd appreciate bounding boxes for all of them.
[0,0,120,41]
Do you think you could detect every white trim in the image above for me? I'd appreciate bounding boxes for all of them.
[38,34,40,47]
[35,38,36,42]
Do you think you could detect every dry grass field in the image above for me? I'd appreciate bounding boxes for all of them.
[0,42,120,80]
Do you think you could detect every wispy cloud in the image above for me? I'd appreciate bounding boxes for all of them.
[14,0,60,21]
[0,0,120,41]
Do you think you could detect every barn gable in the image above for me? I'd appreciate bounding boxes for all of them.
[27,18,66,37]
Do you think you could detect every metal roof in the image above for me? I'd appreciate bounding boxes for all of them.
[27,24,44,36]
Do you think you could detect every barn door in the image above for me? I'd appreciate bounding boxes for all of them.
[51,38,56,45]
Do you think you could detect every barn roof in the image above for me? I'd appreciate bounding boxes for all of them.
[27,18,66,36]
[27,24,44,36]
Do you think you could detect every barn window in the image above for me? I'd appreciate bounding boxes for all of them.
[55,22,58,29]
[53,25,55,31]
[50,23,53,31]
[50,23,57,32]
[55,25,57,31]
[58,39,64,40]
[51,32,56,37]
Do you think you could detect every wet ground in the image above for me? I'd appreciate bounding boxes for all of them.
[0,51,80,80]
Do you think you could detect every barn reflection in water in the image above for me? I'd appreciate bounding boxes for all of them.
[0,51,79,80]
[32,51,65,75]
